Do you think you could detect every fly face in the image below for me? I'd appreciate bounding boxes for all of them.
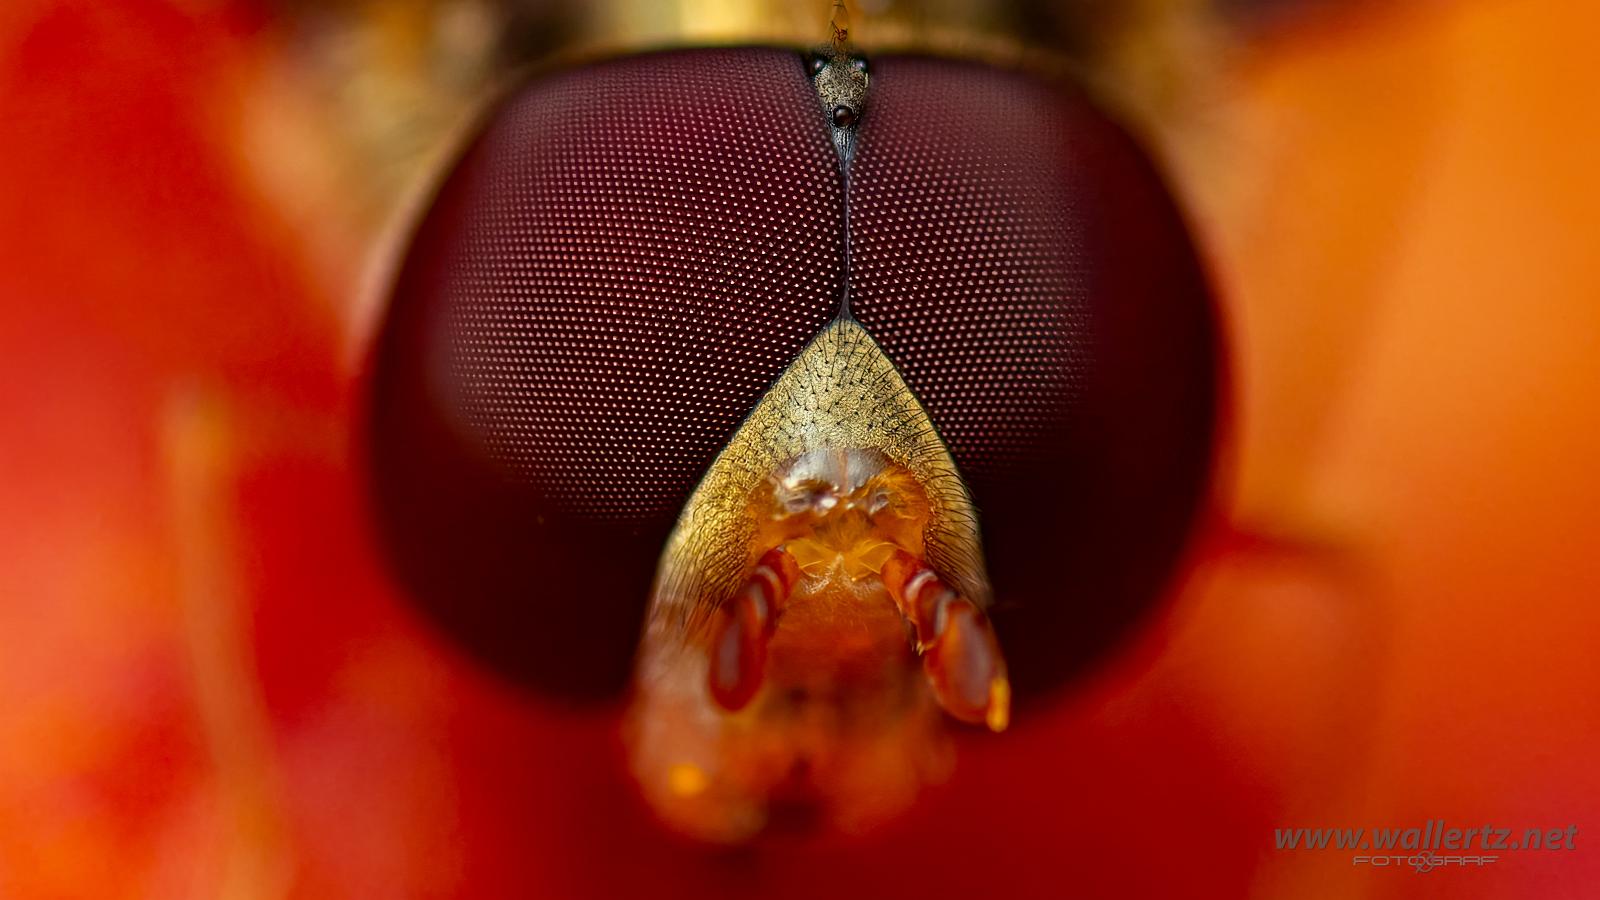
[367,44,1217,842]
[629,320,1005,840]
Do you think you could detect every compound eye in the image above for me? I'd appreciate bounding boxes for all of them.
[368,50,1219,706]
[367,49,840,699]
[846,58,1218,695]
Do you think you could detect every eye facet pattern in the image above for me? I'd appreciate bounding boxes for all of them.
[368,49,843,698]
[367,48,1218,702]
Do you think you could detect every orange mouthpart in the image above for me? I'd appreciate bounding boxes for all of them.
[629,442,1005,842]
[882,549,1010,732]
[707,548,800,711]
[706,542,1009,732]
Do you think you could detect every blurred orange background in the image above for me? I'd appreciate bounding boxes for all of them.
[1,0,1596,897]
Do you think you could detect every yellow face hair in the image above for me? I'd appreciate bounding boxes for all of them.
[646,318,989,640]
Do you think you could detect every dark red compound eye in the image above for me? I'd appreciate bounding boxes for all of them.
[847,57,1218,695]
[366,48,1218,701]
